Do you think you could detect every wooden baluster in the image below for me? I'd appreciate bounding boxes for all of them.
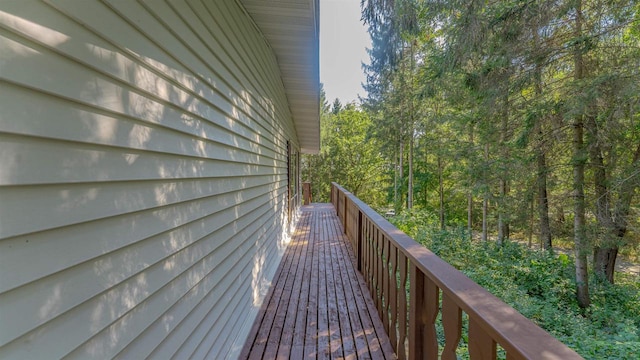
[397,254,408,360]
[346,197,349,230]
[409,265,432,360]
[424,277,439,360]
[345,203,349,237]
[363,219,370,286]
[370,224,376,298]
[372,228,379,311]
[376,229,384,316]
[348,207,351,238]
[359,218,363,263]
[389,244,398,353]
[368,220,373,287]
[356,210,363,271]
[349,206,354,247]
[368,225,374,298]
[368,221,374,290]
[343,197,348,231]
[442,294,462,360]
[382,236,390,333]
[469,318,496,360]
[409,265,438,360]
[369,227,375,301]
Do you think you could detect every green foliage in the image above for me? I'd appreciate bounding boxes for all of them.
[390,213,640,359]
[302,92,387,207]
[360,0,640,305]
[388,208,440,240]
[346,0,640,353]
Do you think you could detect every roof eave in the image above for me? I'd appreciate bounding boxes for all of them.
[238,0,320,154]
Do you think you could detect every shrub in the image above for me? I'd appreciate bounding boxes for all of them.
[388,213,640,359]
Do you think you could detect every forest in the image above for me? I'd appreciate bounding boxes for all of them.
[303,0,639,357]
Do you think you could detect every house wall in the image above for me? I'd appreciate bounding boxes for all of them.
[0,0,299,358]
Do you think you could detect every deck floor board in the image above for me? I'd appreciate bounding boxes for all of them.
[242,204,396,359]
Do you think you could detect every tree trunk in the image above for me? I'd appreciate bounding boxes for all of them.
[537,150,552,250]
[532,4,552,251]
[586,113,617,283]
[529,198,534,248]
[468,123,474,239]
[468,193,473,239]
[438,156,445,230]
[399,140,404,210]
[482,143,489,242]
[497,93,510,245]
[393,151,398,208]
[572,0,590,308]
[573,118,590,308]
[408,135,414,210]
[482,196,488,242]
[593,247,618,283]
[590,136,640,283]
[407,41,415,210]
[497,178,509,245]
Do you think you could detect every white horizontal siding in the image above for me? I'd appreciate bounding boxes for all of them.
[0,0,298,358]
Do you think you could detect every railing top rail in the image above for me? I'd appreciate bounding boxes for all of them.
[330,183,582,360]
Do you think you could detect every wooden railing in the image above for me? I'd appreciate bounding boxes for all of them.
[331,183,583,360]
[302,182,312,205]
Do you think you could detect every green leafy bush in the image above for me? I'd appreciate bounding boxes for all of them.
[389,213,640,359]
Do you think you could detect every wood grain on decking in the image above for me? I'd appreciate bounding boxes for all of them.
[241,204,396,359]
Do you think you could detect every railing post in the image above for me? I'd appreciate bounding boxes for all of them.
[331,184,334,208]
[302,182,311,205]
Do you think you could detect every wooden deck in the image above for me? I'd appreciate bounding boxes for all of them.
[241,204,396,359]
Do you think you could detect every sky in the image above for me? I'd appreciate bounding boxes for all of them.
[320,0,372,105]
